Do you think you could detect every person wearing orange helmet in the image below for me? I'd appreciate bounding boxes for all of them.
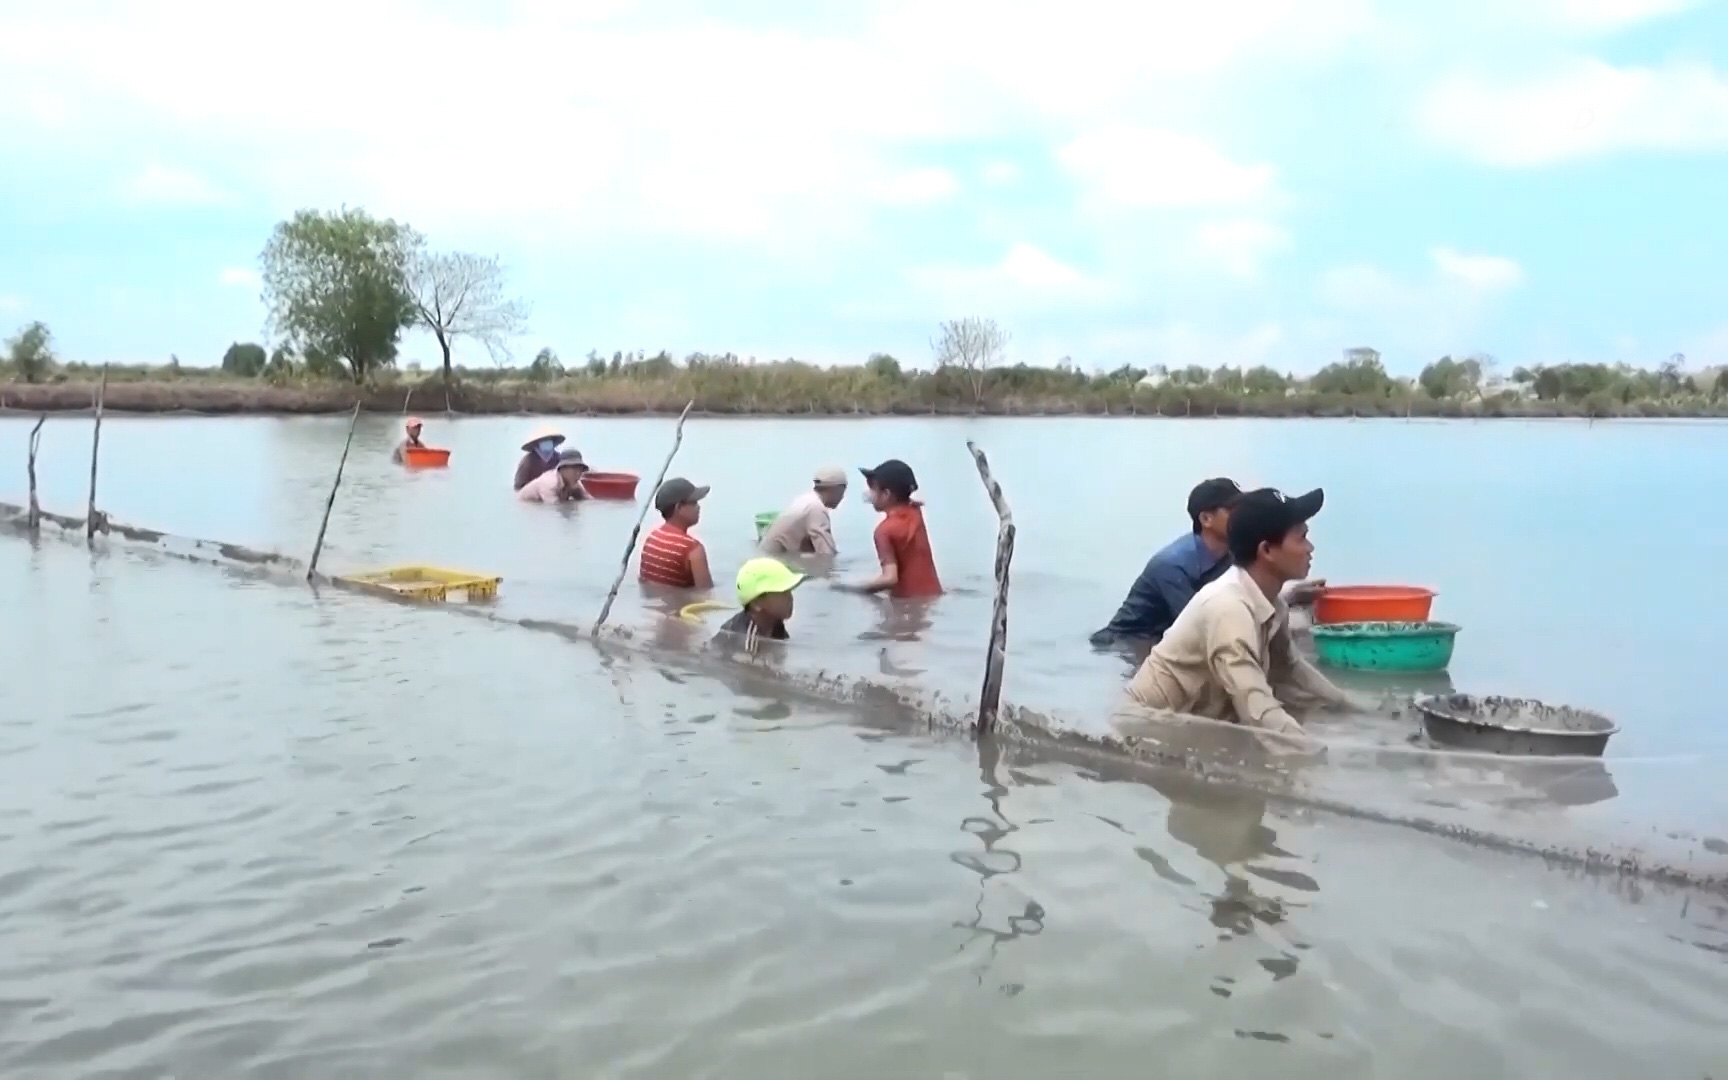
[391,417,427,463]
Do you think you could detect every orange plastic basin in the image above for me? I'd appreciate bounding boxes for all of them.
[1312,585,1435,625]
[403,446,451,467]
[582,471,639,499]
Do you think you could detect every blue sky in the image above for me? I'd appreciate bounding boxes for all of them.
[1,0,1725,376]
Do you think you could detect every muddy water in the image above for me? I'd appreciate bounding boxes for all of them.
[2,414,1728,1074]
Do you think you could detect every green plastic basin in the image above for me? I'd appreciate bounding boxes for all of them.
[1310,620,1460,673]
[754,511,779,540]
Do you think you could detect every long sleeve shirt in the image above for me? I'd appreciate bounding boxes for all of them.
[1091,532,1232,647]
[758,491,837,556]
[1124,567,1346,740]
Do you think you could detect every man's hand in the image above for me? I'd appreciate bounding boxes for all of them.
[1285,578,1327,607]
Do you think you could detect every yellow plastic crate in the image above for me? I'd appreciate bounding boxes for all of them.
[337,565,502,602]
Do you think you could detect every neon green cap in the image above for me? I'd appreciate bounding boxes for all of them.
[736,557,806,608]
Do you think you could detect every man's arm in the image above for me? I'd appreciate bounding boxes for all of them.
[1148,562,1200,628]
[686,544,714,590]
[805,507,838,556]
[849,527,900,594]
[1269,621,1350,707]
[1202,604,1309,738]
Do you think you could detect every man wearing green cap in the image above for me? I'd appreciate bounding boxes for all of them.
[716,557,807,653]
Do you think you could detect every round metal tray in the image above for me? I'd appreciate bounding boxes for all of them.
[1412,693,1618,757]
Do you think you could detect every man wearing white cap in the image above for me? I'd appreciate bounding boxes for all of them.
[759,466,848,556]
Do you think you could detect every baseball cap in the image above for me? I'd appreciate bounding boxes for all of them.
[860,459,917,499]
[736,557,807,607]
[555,448,588,470]
[1186,477,1242,522]
[405,416,424,430]
[1226,487,1324,563]
[654,477,710,515]
[813,465,848,487]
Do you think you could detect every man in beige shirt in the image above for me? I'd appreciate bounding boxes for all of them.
[759,466,847,556]
[1118,487,1348,752]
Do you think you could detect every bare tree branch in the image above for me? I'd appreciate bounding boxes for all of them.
[406,248,531,381]
[932,317,1009,411]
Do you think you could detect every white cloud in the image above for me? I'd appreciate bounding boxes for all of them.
[982,161,1021,186]
[218,267,259,288]
[0,294,20,312]
[1527,0,1696,31]
[1419,58,1728,165]
[121,164,231,205]
[1431,247,1525,291]
[1059,127,1275,209]
[906,243,1118,312]
[869,167,959,205]
[1190,218,1292,278]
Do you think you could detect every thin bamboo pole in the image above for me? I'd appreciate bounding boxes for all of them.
[592,400,694,637]
[86,366,107,539]
[26,415,45,531]
[965,440,1015,739]
[306,403,362,580]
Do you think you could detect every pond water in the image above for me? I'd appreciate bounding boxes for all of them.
[1,413,1726,1076]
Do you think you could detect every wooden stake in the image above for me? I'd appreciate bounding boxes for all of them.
[85,366,107,540]
[307,402,362,580]
[25,415,45,531]
[592,400,694,637]
[966,440,1016,739]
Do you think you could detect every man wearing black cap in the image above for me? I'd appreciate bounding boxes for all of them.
[1117,487,1348,750]
[639,477,713,590]
[1090,478,1244,649]
[841,459,942,598]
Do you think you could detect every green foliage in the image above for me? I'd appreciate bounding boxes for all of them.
[221,341,268,377]
[5,321,55,383]
[1310,352,1397,397]
[1418,355,1483,399]
[866,353,903,380]
[260,207,416,383]
[527,347,563,382]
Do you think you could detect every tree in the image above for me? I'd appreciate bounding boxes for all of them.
[932,316,1008,409]
[405,246,530,382]
[527,347,563,382]
[1418,355,1483,400]
[260,207,416,383]
[221,341,268,377]
[5,321,55,383]
[1311,351,1396,396]
[1242,365,1288,395]
[866,353,903,380]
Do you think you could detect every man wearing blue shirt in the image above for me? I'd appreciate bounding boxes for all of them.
[1091,478,1243,650]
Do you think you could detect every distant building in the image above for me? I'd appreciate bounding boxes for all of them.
[1344,347,1381,366]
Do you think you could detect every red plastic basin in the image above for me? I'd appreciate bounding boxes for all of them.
[403,446,451,468]
[582,471,639,500]
[1313,586,1436,625]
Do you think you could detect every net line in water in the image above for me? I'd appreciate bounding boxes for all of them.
[3,498,1725,897]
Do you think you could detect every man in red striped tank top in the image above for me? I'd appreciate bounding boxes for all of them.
[639,477,713,590]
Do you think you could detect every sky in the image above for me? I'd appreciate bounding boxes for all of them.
[1,0,1726,376]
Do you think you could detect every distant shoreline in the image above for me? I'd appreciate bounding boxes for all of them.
[3,379,1726,421]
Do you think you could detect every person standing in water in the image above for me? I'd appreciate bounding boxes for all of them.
[1115,487,1349,752]
[512,427,567,491]
[841,459,941,598]
[759,466,847,556]
[639,478,713,590]
[516,448,592,503]
[714,558,807,654]
[390,417,427,463]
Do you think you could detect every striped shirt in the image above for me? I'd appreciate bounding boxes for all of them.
[639,523,703,587]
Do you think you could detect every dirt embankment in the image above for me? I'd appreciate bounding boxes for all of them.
[4,378,1726,420]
